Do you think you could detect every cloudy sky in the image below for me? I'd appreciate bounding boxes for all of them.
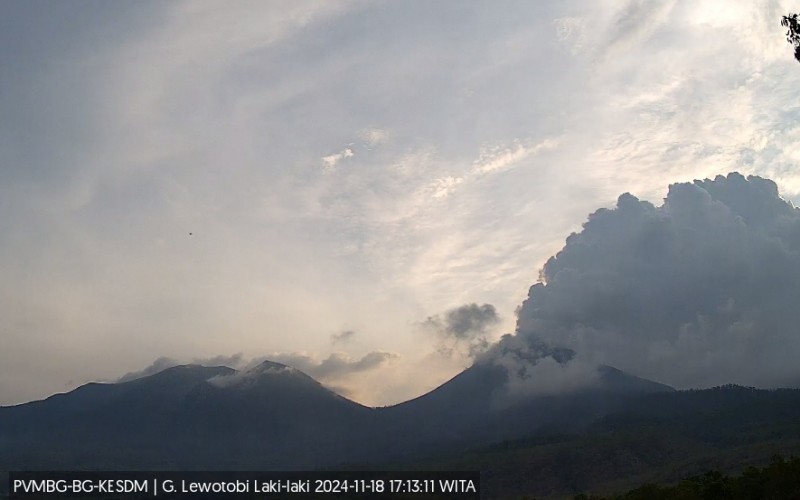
[2,0,800,407]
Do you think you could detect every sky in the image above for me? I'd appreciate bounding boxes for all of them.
[2,0,800,407]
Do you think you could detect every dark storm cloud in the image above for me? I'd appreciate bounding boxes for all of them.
[485,173,800,390]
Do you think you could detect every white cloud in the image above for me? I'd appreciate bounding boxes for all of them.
[473,138,560,175]
[3,0,800,407]
[322,147,355,170]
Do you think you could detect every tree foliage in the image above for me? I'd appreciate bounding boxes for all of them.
[781,13,800,62]
[574,455,800,500]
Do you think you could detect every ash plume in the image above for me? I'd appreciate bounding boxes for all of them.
[482,173,800,392]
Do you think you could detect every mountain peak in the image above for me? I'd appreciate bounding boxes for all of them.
[248,360,295,374]
[206,359,310,389]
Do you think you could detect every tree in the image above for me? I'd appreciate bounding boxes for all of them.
[781,13,800,62]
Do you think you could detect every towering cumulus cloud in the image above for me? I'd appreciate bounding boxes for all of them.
[482,173,800,391]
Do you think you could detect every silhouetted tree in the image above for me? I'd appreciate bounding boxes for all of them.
[574,455,800,499]
[781,13,800,62]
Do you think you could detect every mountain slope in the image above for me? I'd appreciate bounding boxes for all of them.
[0,365,233,443]
[375,362,674,458]
[0,359,673,471]
[412,386,800,499]
[0,361,375,469]
[174,361,378,468]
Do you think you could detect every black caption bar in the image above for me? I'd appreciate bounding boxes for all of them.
[8,471,480,499]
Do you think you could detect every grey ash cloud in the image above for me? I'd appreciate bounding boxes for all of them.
[117,351,395,385]
[331,329,356,344]
[423,303,500,359]
[267,352,398,380]
[482,173,800,391]
[423,303,500,340]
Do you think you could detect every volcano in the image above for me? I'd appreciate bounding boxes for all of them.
[0,359,672,471]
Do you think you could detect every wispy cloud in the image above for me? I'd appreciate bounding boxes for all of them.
[421,136,560,202]
[473,138,560,176]
[3,0,800,407]
[265,351,399,380]
[331,329,356,344]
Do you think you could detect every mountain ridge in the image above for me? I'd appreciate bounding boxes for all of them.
[3,361,800,499]
[0,358,674,469]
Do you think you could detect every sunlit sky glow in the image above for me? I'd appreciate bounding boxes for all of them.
[2,0,800,406]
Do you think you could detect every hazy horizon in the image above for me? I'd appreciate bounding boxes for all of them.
[3,0,800,407]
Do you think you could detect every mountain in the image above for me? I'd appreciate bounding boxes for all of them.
[4,361,800,499]
[0,359,672,471]
[415,385,800,499]
[0,361,376,470]
[0,365,235,468]
[173,361,378,468]
[374,362,673,460]
[0,364,233,432]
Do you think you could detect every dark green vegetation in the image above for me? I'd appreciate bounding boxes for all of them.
[576,455,800,500]
[418,386,800,499]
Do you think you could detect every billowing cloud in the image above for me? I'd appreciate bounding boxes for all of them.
[424,303,500,340]
[479,335,600,400]
[485,173,800,391]
[423,303,500,359]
